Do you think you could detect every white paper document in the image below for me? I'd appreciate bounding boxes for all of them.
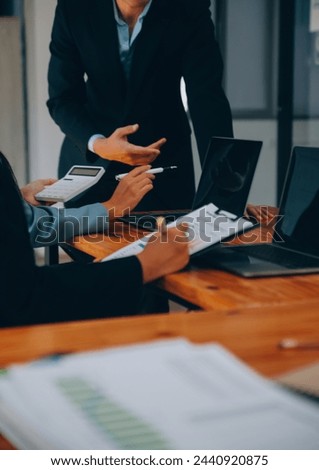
[102,203,254,262]
[0,340,319,450]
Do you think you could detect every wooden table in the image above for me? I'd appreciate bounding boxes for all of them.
[2,303,319,377]
[68,220,319,311]
[2,301,319,449]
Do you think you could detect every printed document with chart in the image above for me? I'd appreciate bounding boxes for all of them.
[0,340,319,449]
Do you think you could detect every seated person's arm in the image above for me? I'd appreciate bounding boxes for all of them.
[22,165,154,247]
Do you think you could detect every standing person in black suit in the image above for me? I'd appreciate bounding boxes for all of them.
[0,153,189,327]
[47,0,233,210]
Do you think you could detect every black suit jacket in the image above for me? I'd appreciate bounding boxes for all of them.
[0,153,143,327]
[47,0,233,209]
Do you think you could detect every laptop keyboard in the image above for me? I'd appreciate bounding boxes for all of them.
[234,244,319,269]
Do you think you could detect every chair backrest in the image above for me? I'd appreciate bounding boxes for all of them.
[0,152,36,320]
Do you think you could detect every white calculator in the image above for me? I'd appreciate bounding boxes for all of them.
[35,165,105,203]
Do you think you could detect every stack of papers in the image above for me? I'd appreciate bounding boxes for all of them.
[0,340,319,449]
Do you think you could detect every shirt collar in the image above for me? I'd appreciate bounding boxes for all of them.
[112,0,153,26]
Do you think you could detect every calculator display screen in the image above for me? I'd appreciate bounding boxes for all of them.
[69,167,101,176]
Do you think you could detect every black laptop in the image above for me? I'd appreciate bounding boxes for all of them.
[195,146,319,277]
[121,136,262,230]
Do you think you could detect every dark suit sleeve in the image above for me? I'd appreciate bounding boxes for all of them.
[0,153,144,327]
[30,256,144,325]
[182,1,233,163]
[47,0,100,157]
[3,256,144,327]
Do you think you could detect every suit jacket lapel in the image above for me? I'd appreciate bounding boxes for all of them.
[89,0,127,100]
[127,0,171,104]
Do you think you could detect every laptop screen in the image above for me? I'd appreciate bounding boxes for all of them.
[193,137,262,216]
[275,147,319,255]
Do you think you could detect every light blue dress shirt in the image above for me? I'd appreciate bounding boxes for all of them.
[24,201,109,248]
[88,0,153,151]
[112,0,153,79]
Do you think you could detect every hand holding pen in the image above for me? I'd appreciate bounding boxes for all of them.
[156,216,189,247]
[136,216,189,282]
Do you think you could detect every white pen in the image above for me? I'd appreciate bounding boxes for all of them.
[278,338,319,350]
[115,166,177,181]
[156,216,167,234]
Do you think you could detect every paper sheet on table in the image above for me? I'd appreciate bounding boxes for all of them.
[0,340,319,449]
[102,203,253,261]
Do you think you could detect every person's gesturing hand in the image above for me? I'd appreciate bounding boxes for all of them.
[93,124,167,166]
[20,178,57,206]
[103,165,155,219]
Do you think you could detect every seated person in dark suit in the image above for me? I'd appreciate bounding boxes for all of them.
[0,153,189,327]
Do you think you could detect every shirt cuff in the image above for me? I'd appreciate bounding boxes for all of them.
[88,134,105,152]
